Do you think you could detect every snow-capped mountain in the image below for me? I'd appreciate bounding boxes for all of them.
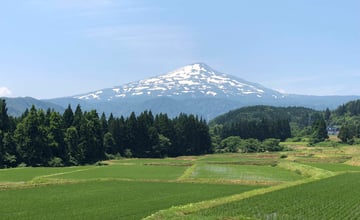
[46,63,359,120]
[74,63,284,101]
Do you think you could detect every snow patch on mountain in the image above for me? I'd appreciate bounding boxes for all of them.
[74,63,284,101]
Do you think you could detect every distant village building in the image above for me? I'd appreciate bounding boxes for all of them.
[327,126,340,135]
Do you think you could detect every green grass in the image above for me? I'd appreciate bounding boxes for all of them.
[301,162,360,172]
[199,153,279,163]
[0,166,92,182]
[294,155,351,164]
[180,172,360,220]
[53,163,188,181]
[111,158,194,165]
[280,141,308,147]
[0,180,260,220]
[2,145,360,220]
[191,163,303,183]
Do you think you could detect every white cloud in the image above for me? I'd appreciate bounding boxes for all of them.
[0,87,12,97]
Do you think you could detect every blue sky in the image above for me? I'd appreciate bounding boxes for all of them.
[1,0,359,99]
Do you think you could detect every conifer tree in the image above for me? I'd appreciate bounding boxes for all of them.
[324,108,331,122]
[311,117,328,143]
[73,104,83,130]
[65,126,81,165]
[63,105,74,128]
[100,112,108,135]
[103,132,116,155]
[15,106,50,166]
[47,111,66,162]
[0,99,10,132]
[338,124,354,144]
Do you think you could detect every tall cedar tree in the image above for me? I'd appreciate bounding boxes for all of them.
[311,117,329,143]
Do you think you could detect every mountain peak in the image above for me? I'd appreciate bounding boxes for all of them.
[74,63,284,101]
[169,63,215,75]
[164,63,215,79]
[184,62,212,71]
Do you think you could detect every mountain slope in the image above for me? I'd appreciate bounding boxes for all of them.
[46,63,359,120]
[73,63,284,101]
[3,97,64,116]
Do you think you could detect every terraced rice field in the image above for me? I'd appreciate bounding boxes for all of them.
[1,145,360,219]
[179,173,360,220]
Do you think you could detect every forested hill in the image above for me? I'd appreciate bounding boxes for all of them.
[208,106,324,143]
[3,97,64,116]
[333,99,360,117]
[209,101,360,145]
[324,99,360,126]
[331,99,360,144]
[210,106,320,128]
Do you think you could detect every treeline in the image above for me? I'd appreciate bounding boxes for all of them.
[0,99,211,168]
[218,137,284,153]
[210,116,292,153]
[338,122,360,144]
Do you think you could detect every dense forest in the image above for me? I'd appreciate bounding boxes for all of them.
[210,106,319,126]
[0,99,211,168]
[2,98,360,168]
[209,106,329,152]
[219,118,291,141]
[210,101,360,149]
[332,100,360,144]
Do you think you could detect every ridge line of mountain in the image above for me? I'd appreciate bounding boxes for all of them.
[3,63,359,119]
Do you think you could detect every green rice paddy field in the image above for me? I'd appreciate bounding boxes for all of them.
[1,143,360,219]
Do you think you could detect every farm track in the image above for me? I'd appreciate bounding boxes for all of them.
[0,167,102,190]
[32,166,101,179]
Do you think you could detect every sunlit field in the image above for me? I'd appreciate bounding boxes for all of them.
[1,143,360,220]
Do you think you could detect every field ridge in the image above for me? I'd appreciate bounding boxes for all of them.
[2,144,360,219]
[177,164,198,181]
[30,167,101,182]
[277,161,335,179]
[143,162,336,219]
